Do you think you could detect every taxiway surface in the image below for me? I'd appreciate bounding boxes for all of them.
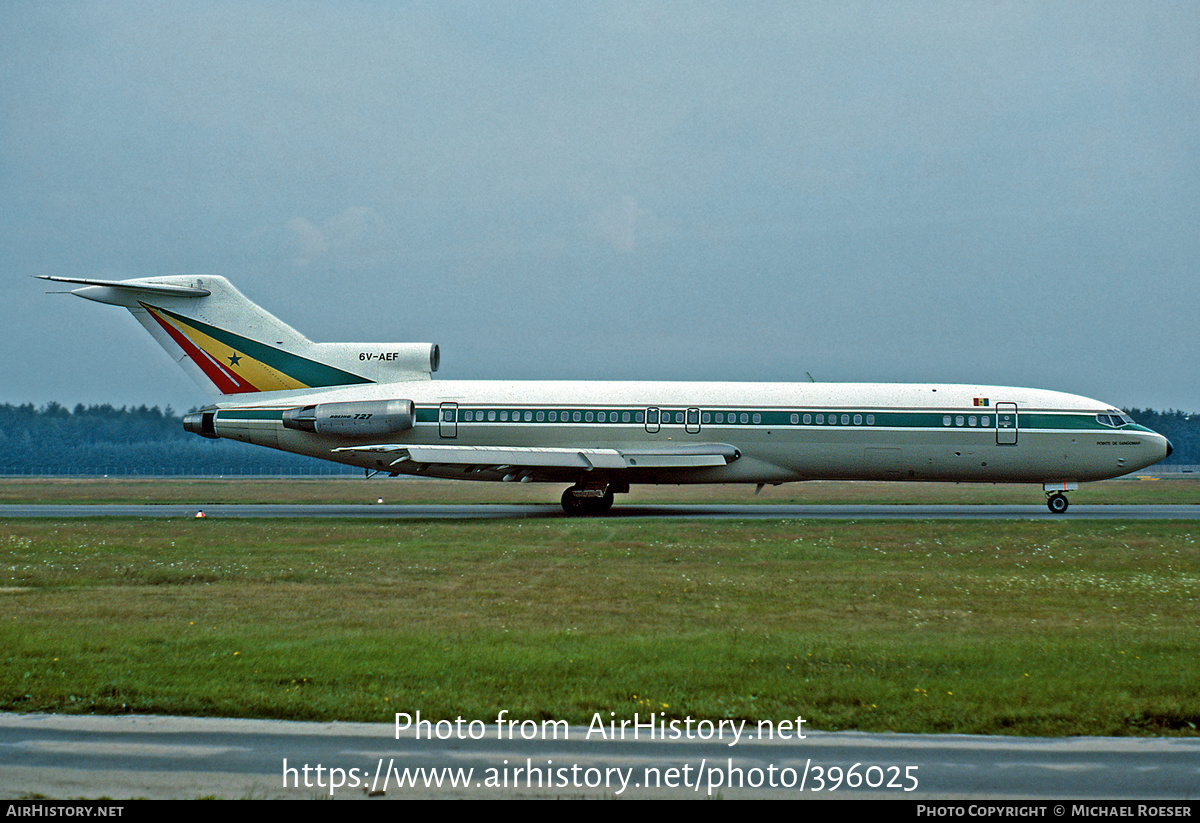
[3,713,1198,800]
[1,503,1198,520]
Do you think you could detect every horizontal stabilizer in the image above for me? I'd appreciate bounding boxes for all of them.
[332,442,740,471]
[36,275,211,298]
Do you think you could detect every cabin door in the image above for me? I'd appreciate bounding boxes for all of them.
[995,402,1018,445]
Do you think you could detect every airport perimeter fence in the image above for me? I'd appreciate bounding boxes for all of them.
[1124,464,1198,476]
[0,465,363,477]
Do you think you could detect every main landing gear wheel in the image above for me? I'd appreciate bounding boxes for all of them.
[561,486,614,516]
[1046,493,1069,514]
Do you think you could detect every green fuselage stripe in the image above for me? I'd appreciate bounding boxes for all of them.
[217,406,1141,435]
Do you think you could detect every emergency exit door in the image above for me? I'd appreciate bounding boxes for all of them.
[439,402,458,438]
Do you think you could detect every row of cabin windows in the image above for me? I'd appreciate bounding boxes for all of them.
[451,409,879,425]
[460,409,642,423]
[445,409,1025,429]
[943,415,992,427]
[790,413,874,426]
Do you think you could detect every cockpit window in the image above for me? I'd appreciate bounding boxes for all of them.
[1097,410,1134,428]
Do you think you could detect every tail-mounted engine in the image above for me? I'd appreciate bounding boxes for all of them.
[282,399,415,436]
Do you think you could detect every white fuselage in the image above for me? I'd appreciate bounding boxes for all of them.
[202,380,1171,487]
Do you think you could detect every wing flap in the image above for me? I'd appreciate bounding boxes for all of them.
[332,443,740,471]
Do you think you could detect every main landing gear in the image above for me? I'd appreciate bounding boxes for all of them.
[561,484,615,516]
[1046,493,1069,514]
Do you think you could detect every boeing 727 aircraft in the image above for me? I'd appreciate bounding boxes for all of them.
[41,275,1172,514]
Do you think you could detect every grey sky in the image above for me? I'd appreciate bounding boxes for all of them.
[3,1,1197,413]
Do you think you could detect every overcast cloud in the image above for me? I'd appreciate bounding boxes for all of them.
[3,1,1197,412]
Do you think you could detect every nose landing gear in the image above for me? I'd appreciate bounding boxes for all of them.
[1043,482,1077,514]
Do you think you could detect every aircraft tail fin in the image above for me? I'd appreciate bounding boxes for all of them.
[39,275,439,395]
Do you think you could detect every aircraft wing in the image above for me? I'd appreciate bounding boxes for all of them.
[332,442,740,471]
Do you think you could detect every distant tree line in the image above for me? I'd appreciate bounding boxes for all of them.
[1123,408,1196,466]
[0,402,1193,476]
[0,403,357,476]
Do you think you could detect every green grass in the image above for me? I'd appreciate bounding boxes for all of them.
[2,516,1198,737]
